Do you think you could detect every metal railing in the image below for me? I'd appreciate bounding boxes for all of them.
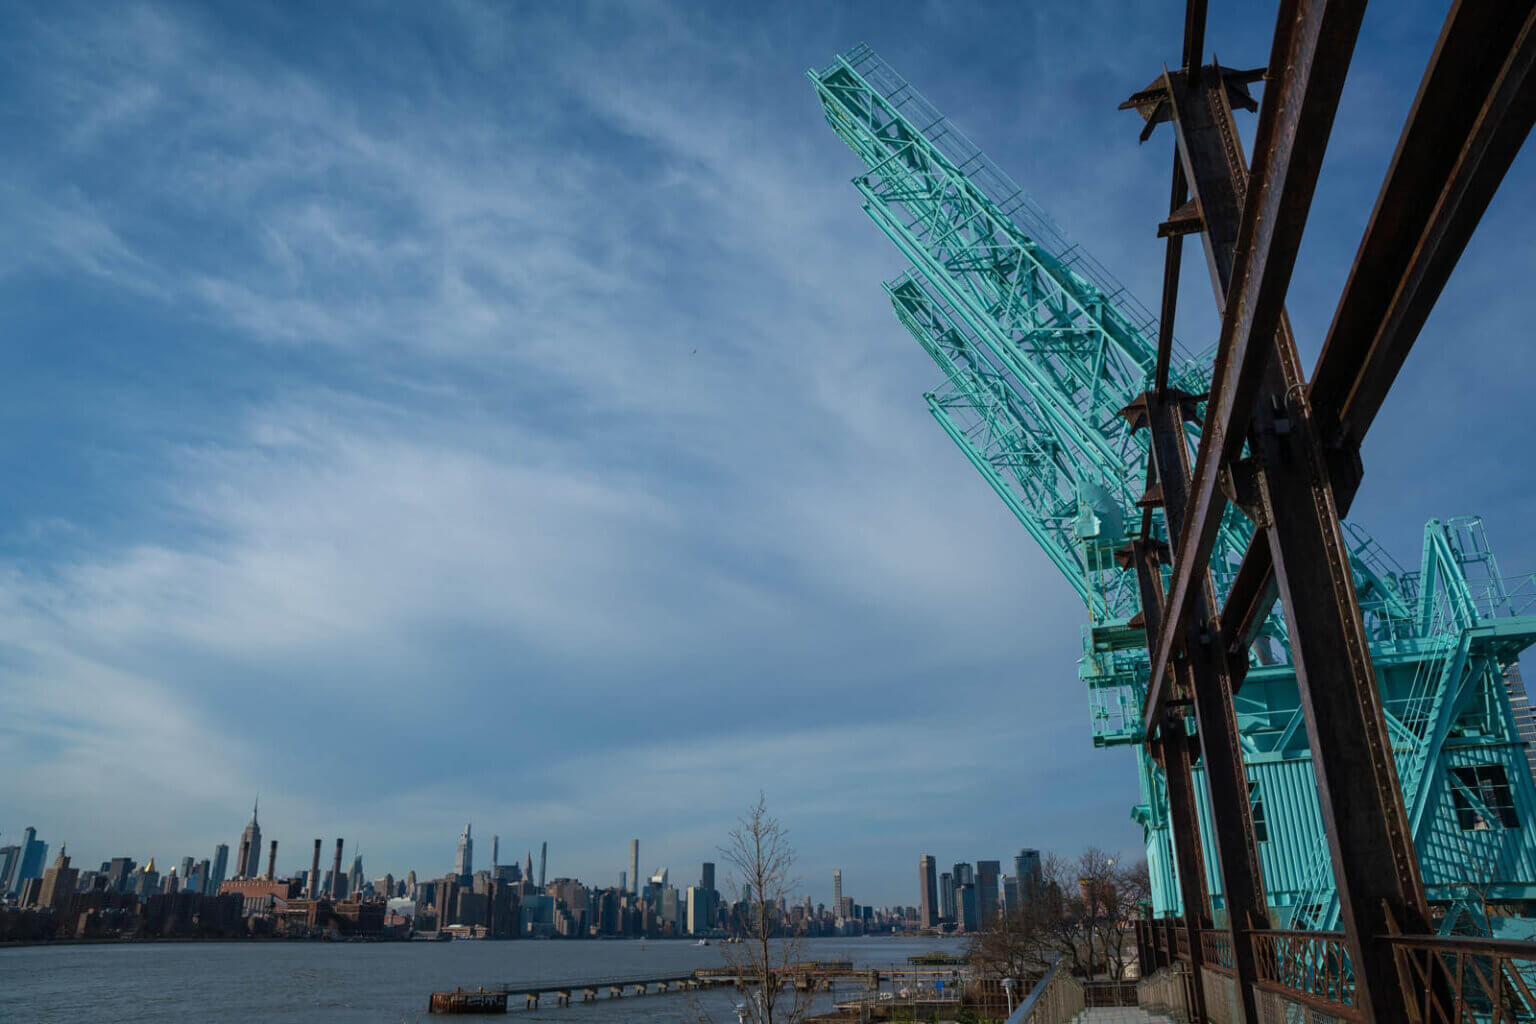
[1251,928,1361,1019]
[1004,958,1085,1024]
[1140,916,1536,1022]
[1388,934,1536,1023]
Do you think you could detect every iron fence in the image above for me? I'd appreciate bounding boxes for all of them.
[1389,934,1536,1023]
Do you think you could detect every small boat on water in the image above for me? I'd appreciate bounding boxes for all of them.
[695,939,710,946]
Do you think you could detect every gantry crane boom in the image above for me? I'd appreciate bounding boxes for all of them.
[810,43,1536,935]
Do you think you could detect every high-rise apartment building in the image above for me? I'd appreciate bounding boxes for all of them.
[237,800,262,879]
[0,846,17,894]
[686,885,714,935]
[628,839,640,895]
[832,869,842,908]
[939,871,955,921]
[976,860,1000,925]
[539,842,547,887]
[454,824,473,881]
[918,855,938,927]
[956,883,979,932]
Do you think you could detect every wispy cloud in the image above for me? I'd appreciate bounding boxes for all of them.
[3,0,1525,903]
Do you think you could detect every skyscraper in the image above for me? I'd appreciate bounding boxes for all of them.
[939,871,955,922]
[976,860,1001,925]
[686,885,712,935]
[10,828,46,895]
[38,846,77,912]
[347,854,365,896]
[0,846,17,894]
[237,799,262,879]
[538,841,547,887]
[1015,849,1043,903]
[491,835,499,871]
[454,824,473,881]
[136,858,160,897]
[918,855,938,927]
[210,844,229,893]
[832,869,842,907]
[956,883,979,932]
[701,861,715,894]
[628,839,639,896]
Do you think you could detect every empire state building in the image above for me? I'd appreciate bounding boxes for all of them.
[454,823,473,882]
[236,798,262,879]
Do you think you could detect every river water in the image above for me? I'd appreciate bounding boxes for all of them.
[0,935,969,1023]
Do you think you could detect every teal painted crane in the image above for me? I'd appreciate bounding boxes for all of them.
[810,44,1536,935]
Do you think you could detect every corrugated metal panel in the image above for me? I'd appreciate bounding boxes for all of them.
[1188,744,1536,914]
[1191,759,1329,911]
[1420,744,1536,896]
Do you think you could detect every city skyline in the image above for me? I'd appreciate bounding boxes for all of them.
[2,0,1529,909]
[0,807,1099,909]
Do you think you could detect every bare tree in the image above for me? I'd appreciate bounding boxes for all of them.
[1095,858,1150,980]
[967,900,1051,983]
[700,793,814,1024]
[973,849,1148,983]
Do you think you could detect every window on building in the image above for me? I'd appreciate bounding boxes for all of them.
[1450,765,1520,830]
[1248,781,1269,842]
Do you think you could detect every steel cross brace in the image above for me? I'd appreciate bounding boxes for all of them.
[1133,537,1212,1022]
[1126,392,1267,1024]
[1222,0,1536,657]
[1123,0,1451,1019]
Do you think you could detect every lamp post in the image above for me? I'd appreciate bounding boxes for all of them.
[1002,976,1017,1014]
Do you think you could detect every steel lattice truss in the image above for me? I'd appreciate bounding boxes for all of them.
[809,43,1536,936]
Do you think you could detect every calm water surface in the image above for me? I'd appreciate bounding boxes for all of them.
[0,935,968,1023]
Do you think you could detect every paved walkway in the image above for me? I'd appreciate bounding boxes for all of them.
[1071,1009,1176,1023]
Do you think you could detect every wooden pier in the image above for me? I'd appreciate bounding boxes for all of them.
[427,988,508,1014]
[428,962,967,1013]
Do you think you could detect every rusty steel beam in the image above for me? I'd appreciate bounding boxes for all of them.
[1131,2,1460,1018]
[1137,534,1209,1024]
[1150,0,1210,392]
[1126,2,1446,1018]
[1183,0,1208,76]
[1150,713,1211,1023]
[1153,156,1189,394]
[1140,392,1267,1024]
[1142,0,1366,731]
[1223,1,1536,656]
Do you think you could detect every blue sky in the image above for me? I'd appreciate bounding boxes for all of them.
[1,0,1533,906]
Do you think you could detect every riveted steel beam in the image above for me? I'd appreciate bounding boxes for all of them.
[1223,0,1536,657]
[1140,392,1267,1024]
[1144,0,1366,731]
